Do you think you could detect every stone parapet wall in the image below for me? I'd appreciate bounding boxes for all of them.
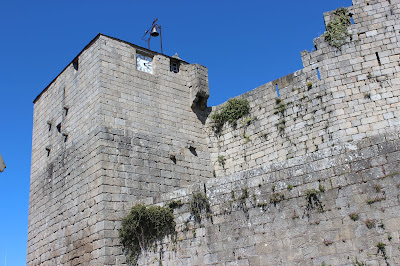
[207,0,400,177]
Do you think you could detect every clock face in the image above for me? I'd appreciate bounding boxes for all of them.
[136,54,153,74]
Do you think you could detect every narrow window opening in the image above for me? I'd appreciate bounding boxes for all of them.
[63,133,68,143]
[375,52,382,66]
[64,106,69,116]
[169,153,176,164]
[46,147,51,157]
[72,58,79,71]
[170,61,180,73]
[275,84,280,98]
[350,13,355,24]
[317,68,321,80]
[56,123,61,133]
[189,146,197,156]
[47,121,52,131]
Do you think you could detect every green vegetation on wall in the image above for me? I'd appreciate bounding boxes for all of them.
[119,204,176,264]
[211,98,250,133]
[324,7,351,49]
[190,192,212,223]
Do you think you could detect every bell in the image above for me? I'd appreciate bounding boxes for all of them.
[150,26,159,37]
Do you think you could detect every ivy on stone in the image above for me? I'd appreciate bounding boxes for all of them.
[119,204,176,264]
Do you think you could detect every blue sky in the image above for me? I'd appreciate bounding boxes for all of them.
[0,0,352,265]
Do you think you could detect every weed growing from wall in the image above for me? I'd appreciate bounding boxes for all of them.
[237,188,250,215]
[376,242,389,262]
[324,7,351,49]
[168,200,184,209]
[274,98,287,136]
[190,192,212,223]
[270,192,284,206]
[365,219,376,229]
[306,81,313,90]
[211,98,250,133]
[305,188,324,217]
[217,155,226,168]
[366,196,386,205]
[354,257,367,266]
[349,213,359,221]
[119,204,176,264]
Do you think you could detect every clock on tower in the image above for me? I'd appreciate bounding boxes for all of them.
[136,53,153,74]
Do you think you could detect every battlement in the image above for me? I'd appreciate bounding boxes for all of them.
[28,0,400,265]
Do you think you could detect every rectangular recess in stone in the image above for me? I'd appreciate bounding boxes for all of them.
[375,52,382,66]
[64,106,69,116]
[45,147,51,157]
[62,133,68,143]
[47,121,52,131]
[56,123,61,133]
[170,60,180,73]
[72,58,79,71]
[276,84,280,98]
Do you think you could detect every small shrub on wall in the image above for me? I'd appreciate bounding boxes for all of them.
[324,7,351,49]
[211,98,250,133]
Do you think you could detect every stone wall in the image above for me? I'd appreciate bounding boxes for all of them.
[207,0,400,178]
[28,34,214,265]
[28,37,105,265]
[138,131,400,265]
[28,0,400,265]
[130,0,400,265]
[95,35,214,264]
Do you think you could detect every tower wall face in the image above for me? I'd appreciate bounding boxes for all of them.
[95,36,213,264]
[28,39,104,265]
[28,35,213,265]
[28,0,400,265]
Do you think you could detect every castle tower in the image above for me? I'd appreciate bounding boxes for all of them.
[27,34,213,265]
[29,0,400,264]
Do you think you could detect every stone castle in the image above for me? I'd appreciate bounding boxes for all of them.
[28,0,400,265]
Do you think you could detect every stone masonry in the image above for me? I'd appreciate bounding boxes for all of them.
[28,0,400,265]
